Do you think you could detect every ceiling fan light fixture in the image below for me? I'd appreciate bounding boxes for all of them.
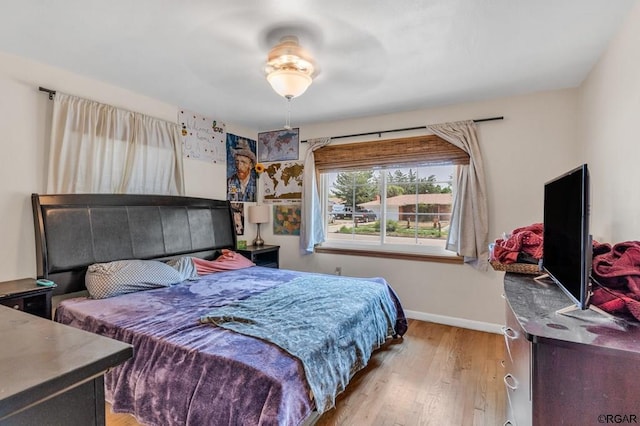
[266,69,312,99]
[265,35,315,99]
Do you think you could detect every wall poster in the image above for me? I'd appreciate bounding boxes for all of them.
[261,161,304,203]
[226,134,257,203]
[179,109,226,163]
[257,128,299,162]
[230,202,244,235]
[273,204,301,236]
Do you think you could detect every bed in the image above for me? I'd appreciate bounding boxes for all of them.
[31,193,407,426]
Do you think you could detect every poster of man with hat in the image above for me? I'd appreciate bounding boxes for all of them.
[226,134,257,202]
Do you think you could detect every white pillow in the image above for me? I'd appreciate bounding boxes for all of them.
[165,256,198,280]
[85,259,183,299]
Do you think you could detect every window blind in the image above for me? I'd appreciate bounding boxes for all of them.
[314,135,469,172]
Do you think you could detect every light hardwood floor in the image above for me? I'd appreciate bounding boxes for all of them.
[106,319,506,426]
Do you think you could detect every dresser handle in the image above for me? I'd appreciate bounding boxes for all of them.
[12,304,19,309]
[501,326,518,340]
[504,421,513,426]
[504,373,518,391]
[502,326,518,361]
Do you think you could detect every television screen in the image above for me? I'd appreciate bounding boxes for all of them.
[542,164,591,310]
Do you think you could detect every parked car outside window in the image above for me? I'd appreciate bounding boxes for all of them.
[353,209,377,223]
[331,204,353,219]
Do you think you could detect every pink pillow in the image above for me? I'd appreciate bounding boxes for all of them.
[193,250,255,275]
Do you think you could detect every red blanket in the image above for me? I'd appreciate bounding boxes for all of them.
[591,241,640,321]
[493,223,543,264]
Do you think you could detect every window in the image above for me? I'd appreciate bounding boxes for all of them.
[322,164,454,253]
[313,135,468,261]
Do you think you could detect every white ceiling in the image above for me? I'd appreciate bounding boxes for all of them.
[0,1,635,131]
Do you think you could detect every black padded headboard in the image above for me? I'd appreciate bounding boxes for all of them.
[32,193,236,295]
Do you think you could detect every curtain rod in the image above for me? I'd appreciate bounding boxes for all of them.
[323,116,503,141]
[39,86,56,100]
[40,85,503,138]
[37,86,181,126]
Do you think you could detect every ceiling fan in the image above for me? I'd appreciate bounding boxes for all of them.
[181,8,386,126]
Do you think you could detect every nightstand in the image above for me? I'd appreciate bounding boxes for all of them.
[237,244,280,268]
[0,278,53,319]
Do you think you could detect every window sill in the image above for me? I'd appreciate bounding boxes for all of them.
[314,245,463,264]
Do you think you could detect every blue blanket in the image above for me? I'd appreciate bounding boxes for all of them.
[200,274,398,413]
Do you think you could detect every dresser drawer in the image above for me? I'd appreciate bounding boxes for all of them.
[503,302,532,426]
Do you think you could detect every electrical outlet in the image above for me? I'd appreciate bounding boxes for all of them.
[335,267,342,276]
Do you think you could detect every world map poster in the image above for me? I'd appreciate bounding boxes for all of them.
[273,204,301,236]
[262,161,304,202]
[257,128,299,162]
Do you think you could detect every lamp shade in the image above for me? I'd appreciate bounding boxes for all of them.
[248,204,270,224]
[267,69,312,99]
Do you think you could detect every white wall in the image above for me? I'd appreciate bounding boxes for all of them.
[580,1,640,244]
[0,50,583,332]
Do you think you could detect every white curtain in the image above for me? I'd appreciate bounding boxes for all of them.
[47,93,184,195]
[300,137,331,254]
[427,120,489,270]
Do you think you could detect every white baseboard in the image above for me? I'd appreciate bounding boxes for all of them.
[404,309,503,334]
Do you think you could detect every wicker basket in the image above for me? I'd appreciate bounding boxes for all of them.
[490,260,541,275]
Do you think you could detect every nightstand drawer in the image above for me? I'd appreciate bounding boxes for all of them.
[237,245,280,269]
[0,297,24,311]
[0,279,53,319]
[0,293,50,317]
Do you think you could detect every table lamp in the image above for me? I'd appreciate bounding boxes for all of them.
[248,204,270,246]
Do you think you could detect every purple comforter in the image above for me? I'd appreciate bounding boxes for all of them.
[55,267,406,426]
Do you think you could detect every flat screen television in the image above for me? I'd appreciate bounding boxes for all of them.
[542,164,592,311]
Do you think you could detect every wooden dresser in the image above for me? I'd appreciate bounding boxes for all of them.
[503,273,640,425]
[0,305,133,425]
